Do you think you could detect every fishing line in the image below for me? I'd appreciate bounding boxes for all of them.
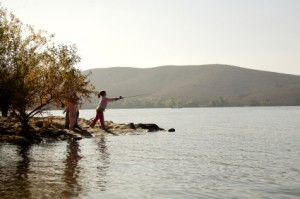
[122,91,156,99]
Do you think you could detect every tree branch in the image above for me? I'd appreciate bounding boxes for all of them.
[27,98,52,118]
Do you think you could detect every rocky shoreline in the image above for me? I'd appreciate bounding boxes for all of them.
[0,116,173,143]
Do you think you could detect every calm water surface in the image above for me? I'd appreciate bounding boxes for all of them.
[1,107,300,198]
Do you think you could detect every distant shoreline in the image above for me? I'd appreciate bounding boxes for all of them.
[47,105,300,111]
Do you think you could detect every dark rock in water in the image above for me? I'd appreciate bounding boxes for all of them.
[168,128,175,132]
[77,129,93,138]
[137,123,165,132]
[73,136,82,140]
[128,123,136,130]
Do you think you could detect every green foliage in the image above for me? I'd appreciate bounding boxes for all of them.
[249,99,261,106]
[0,6,94,129]
[0,7,24,116]
[248,99,273,106]
[207,97,229,107]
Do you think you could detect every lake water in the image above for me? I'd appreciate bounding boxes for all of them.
[1,107,300,199]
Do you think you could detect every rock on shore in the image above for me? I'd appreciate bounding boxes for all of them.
[0,116,169,143]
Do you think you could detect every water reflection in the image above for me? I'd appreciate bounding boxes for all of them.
[95,136,110,191]
[0,143,32,199]
[61,139,82,198]
[0,137,112,198]
[15,143,31,198]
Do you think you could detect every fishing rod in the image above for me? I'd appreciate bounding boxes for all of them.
[122,91,156,99]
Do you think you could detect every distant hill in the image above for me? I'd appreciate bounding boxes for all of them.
[83,64,300,108]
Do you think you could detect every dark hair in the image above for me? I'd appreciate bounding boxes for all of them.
[98,90,106,98]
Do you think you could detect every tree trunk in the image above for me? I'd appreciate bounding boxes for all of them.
[0,99,9,117]
[1,104,9,117]
[17,111,30,134]
[21,117,30,131]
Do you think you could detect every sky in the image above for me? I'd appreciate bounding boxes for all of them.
[1,0,300,75]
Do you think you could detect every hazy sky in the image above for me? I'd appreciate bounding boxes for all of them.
[1,0,300,74]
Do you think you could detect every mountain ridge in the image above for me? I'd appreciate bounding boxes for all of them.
[83,64,300,108]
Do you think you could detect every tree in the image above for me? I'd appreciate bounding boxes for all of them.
[0,6,94,130]
[11,41,94,130]
[249,99,261,106]
[0,7,23,116]
[208,96,229,107]
[165,97,177,108]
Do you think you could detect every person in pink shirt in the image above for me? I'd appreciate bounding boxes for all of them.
[90,90,122,129]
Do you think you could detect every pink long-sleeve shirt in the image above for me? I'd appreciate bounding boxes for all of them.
[96,97,117,111]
